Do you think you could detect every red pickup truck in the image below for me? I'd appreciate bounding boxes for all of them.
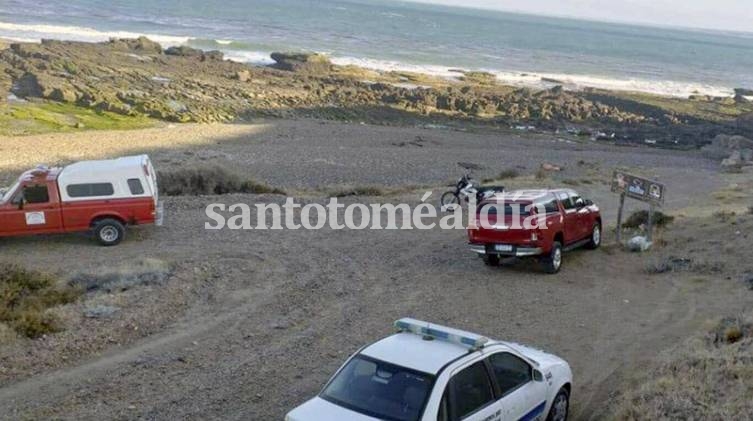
[0,155,162,246]
[467,189,601,273]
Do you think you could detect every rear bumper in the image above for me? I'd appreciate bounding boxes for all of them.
[155,201,164,226]
[469,243,543,257]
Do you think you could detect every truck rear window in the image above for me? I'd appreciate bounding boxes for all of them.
[67,183,115,198]
[479,203,532,216]
[127,178,145,195]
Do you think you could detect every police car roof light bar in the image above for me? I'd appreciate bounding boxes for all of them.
[394,318,489,350]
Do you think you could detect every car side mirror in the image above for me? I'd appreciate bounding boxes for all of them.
[533,369,544,382]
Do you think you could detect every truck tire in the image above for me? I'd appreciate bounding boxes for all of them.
[482,254,500,266]
[585,222,601,249]
[546,387,569,421]
[94,219,125,246]
[541,241,563,274]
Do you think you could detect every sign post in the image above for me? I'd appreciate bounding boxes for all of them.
[615,192,626,243]
[611,171,665,245]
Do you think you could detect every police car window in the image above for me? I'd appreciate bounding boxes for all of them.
[487,353,532,396]
[450,361,494,420]
[321,355,434,421]
[24,185,50,204]
[67,183,115,198]
[127,178,145,195]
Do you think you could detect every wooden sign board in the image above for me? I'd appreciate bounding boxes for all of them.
[611,171,665,205]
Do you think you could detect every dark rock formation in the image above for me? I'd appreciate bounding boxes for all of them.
[270,52,331,73]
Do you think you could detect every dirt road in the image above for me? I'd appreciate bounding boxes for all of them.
[1,121,750,420]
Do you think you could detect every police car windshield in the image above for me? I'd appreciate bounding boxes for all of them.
[321,355,434,421]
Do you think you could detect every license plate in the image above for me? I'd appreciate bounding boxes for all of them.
[494,244,513,252]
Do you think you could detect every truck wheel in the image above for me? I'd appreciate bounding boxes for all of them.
[94,219,125,246]
[541,242,562,274]
[586,223,601,249]
[482,254,500,266]
[546,388,569,421]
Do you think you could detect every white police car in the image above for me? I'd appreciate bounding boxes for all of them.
[286,318,572,421]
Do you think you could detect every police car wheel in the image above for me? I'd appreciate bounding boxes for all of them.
[94,219,125,246]
[546,388,569,421]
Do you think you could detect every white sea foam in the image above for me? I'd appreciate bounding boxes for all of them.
[0,22,190,47]
[330,55,734,98]
[223,50,276,65]
[0,21,736,98]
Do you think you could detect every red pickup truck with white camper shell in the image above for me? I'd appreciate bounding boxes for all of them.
[467,189,601,273]
[0,155,162,246]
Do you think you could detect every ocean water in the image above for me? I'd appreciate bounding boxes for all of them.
[1,0,752,97]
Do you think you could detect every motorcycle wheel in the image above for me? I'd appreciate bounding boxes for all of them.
[440,191,460,210]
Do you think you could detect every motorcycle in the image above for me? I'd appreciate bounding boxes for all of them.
[440,163,504,210]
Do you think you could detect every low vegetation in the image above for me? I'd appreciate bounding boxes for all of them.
[622,209,674,229]
[69,258,171,293]
[0,262,81,339]
[158,166,286,196]
[497,169,520,180]
[646,256,723,275]
[713,209,737,222]
[0,102,155,136]
[611,314,753,419]
[326,185,386,198]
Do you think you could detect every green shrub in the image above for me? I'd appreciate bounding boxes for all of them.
[158,166,285,196]
[0,263,81,338]
[622,210,674,228]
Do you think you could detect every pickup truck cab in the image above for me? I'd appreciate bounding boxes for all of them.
[467,189,601,273]
[0,155,162,246]
[286,318,573,421]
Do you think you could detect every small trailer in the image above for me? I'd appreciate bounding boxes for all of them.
[0,155,162,246]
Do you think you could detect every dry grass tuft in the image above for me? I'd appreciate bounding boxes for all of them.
[497,169,520,180]
[610,314,753,419]
[646,257,723,275]
[326,186,386,198]
[0,262,82,339]
[713,209,737,222]
[158,166,285,196]
[69,258,172,293]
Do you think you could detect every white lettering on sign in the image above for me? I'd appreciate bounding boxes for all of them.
[25,212,46,225]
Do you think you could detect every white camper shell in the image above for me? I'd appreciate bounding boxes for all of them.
[57,155,159,204]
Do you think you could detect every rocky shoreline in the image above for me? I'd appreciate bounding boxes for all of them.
[1,37,752,147]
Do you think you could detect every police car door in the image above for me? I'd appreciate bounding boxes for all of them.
[486,352,548,421]
[438,360,502,421]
